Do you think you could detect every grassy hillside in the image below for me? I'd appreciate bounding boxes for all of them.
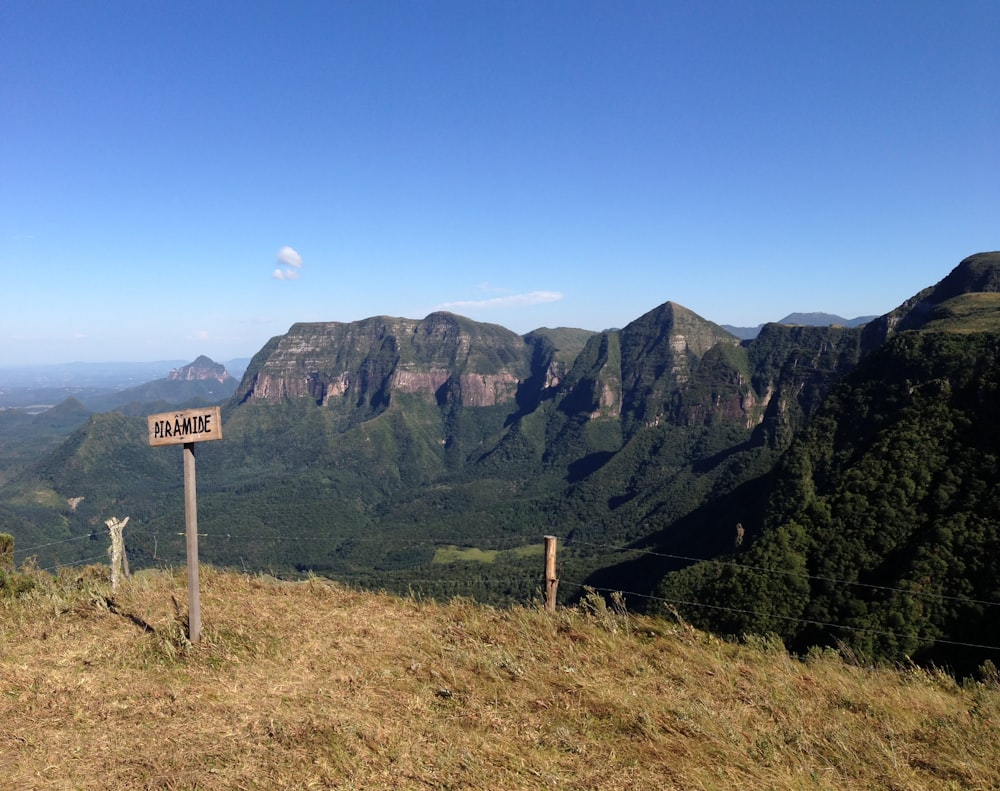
[2,565,999,790]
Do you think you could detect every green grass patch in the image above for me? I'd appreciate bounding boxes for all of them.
[509,543,545,559]
[433,543,544,564]
[923,293,1000,333]
[433,545,499,564]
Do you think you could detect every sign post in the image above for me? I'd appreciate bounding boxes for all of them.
[147,406,223,643]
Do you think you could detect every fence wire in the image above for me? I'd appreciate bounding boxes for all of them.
[9,521,1000,654]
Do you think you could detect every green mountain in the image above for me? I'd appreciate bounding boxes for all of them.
[655,251,1000,673]
[0,397,92,485]
[1,306,857,595]
[4,252,1000,673]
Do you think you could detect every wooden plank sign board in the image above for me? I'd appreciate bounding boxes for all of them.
[147,406,223,447]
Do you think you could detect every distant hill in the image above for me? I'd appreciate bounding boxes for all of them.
[79,355,237,413]
[0,357,248,409]
[0,356,236,480]
[0,397,92,485]
[0,359,185,391]
[722,312,876,340]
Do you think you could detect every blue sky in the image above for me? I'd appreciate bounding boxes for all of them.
[1,1,997,365]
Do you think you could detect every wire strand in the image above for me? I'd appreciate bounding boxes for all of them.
[12,526,1000,653]
[560,579,1000,654]
[559,537,1000,609]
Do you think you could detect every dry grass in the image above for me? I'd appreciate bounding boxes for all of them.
[2,567,999,790]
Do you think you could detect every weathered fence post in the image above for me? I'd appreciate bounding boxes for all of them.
[544,535,559,613]
[105,516,130,591]
[0,533,14,572]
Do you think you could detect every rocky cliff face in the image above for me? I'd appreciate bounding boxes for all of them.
[551,301,827,438]
[236,313,535,411]
[234,302,862,457]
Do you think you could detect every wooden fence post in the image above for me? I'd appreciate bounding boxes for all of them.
[544,535,559,613]
[184,442,201,644]
[105,517,130,592]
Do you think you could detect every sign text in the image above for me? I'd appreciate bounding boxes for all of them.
[147,406,223,447]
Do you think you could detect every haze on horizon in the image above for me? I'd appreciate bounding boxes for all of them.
[1,2,997,366]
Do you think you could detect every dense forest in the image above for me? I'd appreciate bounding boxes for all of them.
[658,330,1000,674]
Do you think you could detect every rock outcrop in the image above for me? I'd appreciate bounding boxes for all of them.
[236,313,536,411]
[169,355,233,385]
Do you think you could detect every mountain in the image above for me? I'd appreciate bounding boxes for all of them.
[654,251,1000,673]
[723,312,876,340]
[169,355,233,384]
[778,312,875,327]
[1,307,860,598]
[4,251,1000,672]
[237,313,534,412]
[82,355,238,413]
[862,251,1000,349]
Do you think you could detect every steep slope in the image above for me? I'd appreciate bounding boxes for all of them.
[578,320,862,590]
[659,251,1000,672]
[862,251,1000,349]
[521,304,863,582]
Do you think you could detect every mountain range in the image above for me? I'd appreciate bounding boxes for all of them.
[3,251,999,674]
[722,312,876,340]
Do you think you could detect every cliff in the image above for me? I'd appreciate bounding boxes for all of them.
[236,312,536,411]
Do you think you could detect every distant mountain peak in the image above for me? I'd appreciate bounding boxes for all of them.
[722,312,875,340]
[169,356,232,384]
[776,312,874,327]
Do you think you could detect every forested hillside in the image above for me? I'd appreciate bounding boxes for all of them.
[655,253,1000,674]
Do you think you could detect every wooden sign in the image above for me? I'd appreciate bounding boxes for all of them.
[147,406,223,447]
[147,405,224,643]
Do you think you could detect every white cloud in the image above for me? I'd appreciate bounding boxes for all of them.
[435,290,563,311]
[272,246,303,282]
[277,246,303,268]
